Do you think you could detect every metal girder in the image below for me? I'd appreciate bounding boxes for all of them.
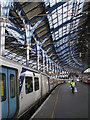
[6,21,26,45]
[21,2,31,8]
[58,50,69,57]
[68,58,84,70]
[31,16,46,35]
[40,34,51,47]
[46,47,52,53]
[51,13,84,34]
[6,24,24,36]
[8,19,21,30]
[4,1,88,72]
[51,55,57,60]
[4,49,26,62]
[43,43,53,50]
[39,31,50,41]
[25,3,42,15]
[25,15,46,45]
[53,28,79,43]
[35,23,48,32]
[46,2,65,14]
[1,0,13,17]
[37,28,48,36]
[60,54,70,61]
[61,60,76,68]
[49,52,57,58]
[0,0,13,55]
[47,1,83,28]
[5,34,14,38]
[47,48,56,56]
[39,14,88,48]
[15,2,28,22]
[48,46,69,55]
[44,36,75,53]
[54,38,76,52]
[60,56,70,62]
[41,1,86,71]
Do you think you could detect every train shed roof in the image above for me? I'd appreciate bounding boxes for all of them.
[4,0,90,72]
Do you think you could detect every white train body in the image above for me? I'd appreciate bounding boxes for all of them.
[0,56,62,119]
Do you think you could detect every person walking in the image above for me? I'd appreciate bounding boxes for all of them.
[71,80,75,93]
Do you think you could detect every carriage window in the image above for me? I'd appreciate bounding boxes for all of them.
[10,74,15,98]
[1,73,6,101]
[25,77,33,94]
[34,77,39,91]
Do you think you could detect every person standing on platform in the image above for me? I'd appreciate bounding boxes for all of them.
[71,80,75,93]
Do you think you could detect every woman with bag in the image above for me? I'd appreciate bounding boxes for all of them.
[71,80,75,93]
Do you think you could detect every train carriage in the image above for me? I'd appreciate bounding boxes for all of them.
[0,56,61,119]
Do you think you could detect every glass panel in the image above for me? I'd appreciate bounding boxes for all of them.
[54,23,58,28]
[55,31,58,34]
[57,0,62,3]
[43,0,49,7]
[63,6,67,13]
[53,18,57,24]
[58,9,62,17]
[25,77,33,94]
[58,19,62,25]
[55,34,59,37]
[10,74,15,98]
[50,0,56,7]
[1,73,6,101]
[63,2,67,7]
[34,77,39,91]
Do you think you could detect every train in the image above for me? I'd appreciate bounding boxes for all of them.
[82,76,90,84]
[78,76,90,84]
[0,56,63,119]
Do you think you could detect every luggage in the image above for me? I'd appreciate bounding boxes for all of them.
[74,87,77,92]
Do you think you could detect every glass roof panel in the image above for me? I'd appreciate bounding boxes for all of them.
[50,0,56,7]
[53,18,57,24]
[43,0,85,69]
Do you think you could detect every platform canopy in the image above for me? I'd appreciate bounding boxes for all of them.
[2,0,90,72]
[84,68,90,73]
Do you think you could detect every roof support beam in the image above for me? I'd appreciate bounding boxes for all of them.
[46,2,65,14]
[51,13,84,34]
[25,16,46,67]
[37,42,40,70]
[39,14,87,48]
[0,19,6,56]
[6,22,25,44]
[0,0,13,55]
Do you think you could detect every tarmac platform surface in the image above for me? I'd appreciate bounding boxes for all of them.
[31,82,89,119]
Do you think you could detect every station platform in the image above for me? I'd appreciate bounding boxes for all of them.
[30,82,89,119]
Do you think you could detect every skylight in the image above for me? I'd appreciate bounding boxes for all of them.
[43,0,85,70]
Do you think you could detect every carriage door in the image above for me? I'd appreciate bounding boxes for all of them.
[48,77,50,92]
[1,67,17,118]
[8,68,17,117]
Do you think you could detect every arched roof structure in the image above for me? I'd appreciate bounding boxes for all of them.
[1,0,90,74]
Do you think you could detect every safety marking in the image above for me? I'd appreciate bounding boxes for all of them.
[30,87,58,119]
[51,86,60,119]
[30,94,51,120]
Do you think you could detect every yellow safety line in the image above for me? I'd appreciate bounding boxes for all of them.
[51,86,60,119]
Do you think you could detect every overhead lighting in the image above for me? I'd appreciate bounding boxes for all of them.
[86,12,88,15]
[86,44,88,47]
